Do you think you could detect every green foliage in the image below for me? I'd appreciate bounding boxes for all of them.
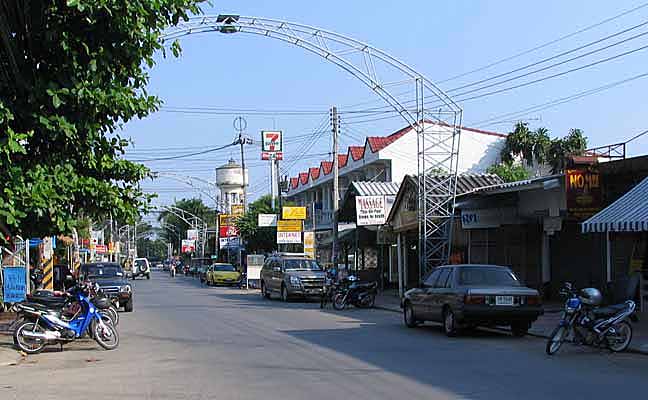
[501,122,588,174]
[487,162,530,183]
[0,0,204,239]
[235,195,294,254]
[157,198,216,252]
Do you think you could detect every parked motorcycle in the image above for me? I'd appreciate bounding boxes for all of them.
[333,276,378,310]
[546,282,637,355]
[13,282,119,354]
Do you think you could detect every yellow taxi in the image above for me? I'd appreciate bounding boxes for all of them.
[206,263,242,286]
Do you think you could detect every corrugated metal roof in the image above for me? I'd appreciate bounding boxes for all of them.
[582,177,648,233]
[415,173,504,195]
[351,181,401,196]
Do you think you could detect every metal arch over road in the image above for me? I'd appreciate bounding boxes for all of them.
[162,14,463,276]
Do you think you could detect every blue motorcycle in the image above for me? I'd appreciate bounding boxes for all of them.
[13,282,119,354]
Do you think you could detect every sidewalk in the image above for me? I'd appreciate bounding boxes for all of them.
[0,312,20,366]
[375,291,648,355]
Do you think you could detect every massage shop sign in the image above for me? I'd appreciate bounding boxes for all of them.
[355,196,394,226]
[566,169,602,220]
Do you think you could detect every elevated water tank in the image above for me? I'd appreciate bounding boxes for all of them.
[215,159,249,188]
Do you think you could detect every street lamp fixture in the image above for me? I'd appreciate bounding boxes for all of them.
[217,14,240,34]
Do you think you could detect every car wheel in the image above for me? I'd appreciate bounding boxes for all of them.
[281,284,289,302]
[261,281,271,299]
[124,298,134,313]
[511,322,530,337]
[443,308,458,337]
[403,302,419,328]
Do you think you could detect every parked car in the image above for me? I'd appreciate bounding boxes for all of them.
[206,263,242,286]
[131,258,151,280]
[402,264,543,337]
[79,262,133,312]
[260,253,325,301]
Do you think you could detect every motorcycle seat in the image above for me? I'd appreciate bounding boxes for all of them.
[593,304,627,317]
[20,302,60,312]
[26,295,68,307]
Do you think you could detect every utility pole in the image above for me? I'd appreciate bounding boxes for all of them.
[270,158,276,209]
[233,116,249,212]
[331,106,339,268]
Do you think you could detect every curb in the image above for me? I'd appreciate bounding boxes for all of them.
[374,303,648,356]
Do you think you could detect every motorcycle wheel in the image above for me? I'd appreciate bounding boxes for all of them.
[333,293,347,310]
[106,306,119,327]
[358,293,376,309]
[607,321,633,352]
[546,325,569,355]
[13,320,47,354]
[93,320,119,350]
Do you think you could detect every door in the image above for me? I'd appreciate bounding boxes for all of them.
[413,269,441,319]
[269,260,283,292]
[429,268,453,322]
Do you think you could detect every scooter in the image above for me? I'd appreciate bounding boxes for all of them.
[333,276,378,310]
[13,282,119,354]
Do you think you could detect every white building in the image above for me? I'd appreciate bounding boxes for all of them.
[286,122,507,231]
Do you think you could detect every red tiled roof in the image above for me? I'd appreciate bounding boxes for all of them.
[309,167,320,180]
[367,125,410,152]
[299,172,309,185]
[338,154,348,168]
[321,161,333,175]
[348,146,365,161]
[290,177,299,189]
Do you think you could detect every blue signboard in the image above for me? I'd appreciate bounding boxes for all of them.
[2,267,27,303]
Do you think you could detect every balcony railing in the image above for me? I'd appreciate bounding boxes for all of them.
[304,209,333,230]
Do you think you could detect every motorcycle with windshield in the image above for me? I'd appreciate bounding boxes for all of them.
[546,282,637,355]
[12,282,119,354]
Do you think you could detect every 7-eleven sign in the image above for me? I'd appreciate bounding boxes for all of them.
[261,130,283,152]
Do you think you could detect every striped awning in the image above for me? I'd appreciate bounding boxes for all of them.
[582,177,648,233]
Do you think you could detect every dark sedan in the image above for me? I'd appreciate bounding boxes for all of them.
[80,263,133,312]
[402,264,543,337]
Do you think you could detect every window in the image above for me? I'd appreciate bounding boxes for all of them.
[458,267,520,286]
[424,269,441,287]
[434,268,451,288]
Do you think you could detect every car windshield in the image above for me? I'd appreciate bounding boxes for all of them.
[458,267,520,286]
[214,264,236,272]
[284,259,322,271]
[83,265,122,278]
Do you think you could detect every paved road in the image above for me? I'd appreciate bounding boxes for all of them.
[1,271,646,400]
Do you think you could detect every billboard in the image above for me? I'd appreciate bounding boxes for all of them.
[277,231,302,244]
[181,239,195,253]
[303,231,315,259]
[277,220,302,232]
[219,225,239,237]
[258,213,278,227]
[261,130,283,152]
[219,237,240,248]
[231,204,245,216]
[219,214,235,227]
[282,206,307,220]
[2,267,27,303]
[186,229,199,241]
[566,169,601,220]
[355,196,388,226]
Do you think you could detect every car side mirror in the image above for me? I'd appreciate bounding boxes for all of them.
[273,266,281,272]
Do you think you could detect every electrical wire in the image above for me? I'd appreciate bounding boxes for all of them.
[127,143,237,162]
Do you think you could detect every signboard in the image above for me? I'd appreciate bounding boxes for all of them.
[219,225,239,237]
[303,231,315,259]
[231,204,245,216]
[186,229,199,241]
[461,209,502,229]
[95,244,108,254]
[246,255,264,280]
[219,214,235,227]
[277,220,302,232]
[219,237,240,248]
[261,130,283,152]
[277,231,302,244]
[258,213,278,227]
[355,196,388,226]
[261,151,283,160]
[2,267,27,303]
[181,239,195,253]
[282,206,307,220]
[43,236,54,259]
[566,169,601,220]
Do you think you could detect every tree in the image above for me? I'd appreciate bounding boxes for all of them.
[500,123,588,175]
[158,198,216,254]
[487,162,530,183]
[0,0,203,241]
[235,195,281,254]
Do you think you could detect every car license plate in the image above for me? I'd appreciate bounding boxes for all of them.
[496,296,514,306]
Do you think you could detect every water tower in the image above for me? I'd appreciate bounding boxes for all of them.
[215,159,249,213]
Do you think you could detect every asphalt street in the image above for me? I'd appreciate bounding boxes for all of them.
[1,270,646,400]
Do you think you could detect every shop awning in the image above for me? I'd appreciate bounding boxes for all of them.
[582,176,648,233]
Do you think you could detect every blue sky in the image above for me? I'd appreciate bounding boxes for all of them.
[124,0,648,208]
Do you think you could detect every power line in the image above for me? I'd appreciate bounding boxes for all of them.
[438,1,648,83]
[626,128,648,143]
[127,143,237,162]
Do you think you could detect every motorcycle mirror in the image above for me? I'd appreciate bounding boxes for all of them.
[65,275,75,283]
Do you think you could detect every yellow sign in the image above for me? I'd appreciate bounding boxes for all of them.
[231,204,245,216]
[219,214,235,227]
[303,231,315,259]
[282,206,307,220]
[277,220,303,232]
